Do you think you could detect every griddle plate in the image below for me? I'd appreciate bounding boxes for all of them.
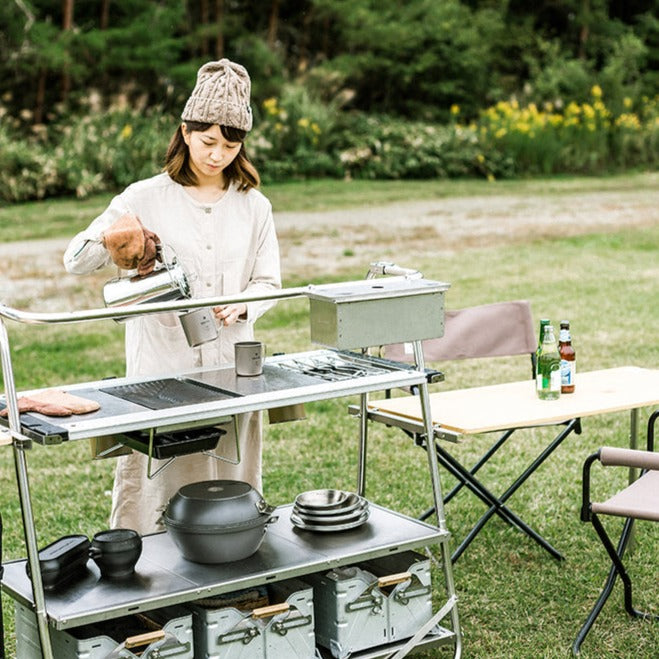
[100,378,238,410]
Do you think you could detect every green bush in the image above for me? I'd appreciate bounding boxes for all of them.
[0,87,657,203]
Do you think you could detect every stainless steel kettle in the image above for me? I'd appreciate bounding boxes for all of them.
[103,248,191,308]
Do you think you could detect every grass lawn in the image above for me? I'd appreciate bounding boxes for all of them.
[1,174,658,657]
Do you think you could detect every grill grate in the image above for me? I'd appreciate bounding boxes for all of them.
[100,378,237,410]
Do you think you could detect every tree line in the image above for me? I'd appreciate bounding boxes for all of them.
[2,0,657,125]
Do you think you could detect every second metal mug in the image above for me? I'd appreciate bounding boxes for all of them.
[179,308,218,347]
[234,341,265,376]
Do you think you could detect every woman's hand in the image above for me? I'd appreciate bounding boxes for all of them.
[102,213,160,274]
[213,304,247,326]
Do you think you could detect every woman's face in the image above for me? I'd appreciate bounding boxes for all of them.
[182,124,242,184]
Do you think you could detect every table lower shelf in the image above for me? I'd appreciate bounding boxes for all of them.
[2,503,450,631]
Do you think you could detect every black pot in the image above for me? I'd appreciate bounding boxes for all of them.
[162,480,277,564]
[90,528,142,579]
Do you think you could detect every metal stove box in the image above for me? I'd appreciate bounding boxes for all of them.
[14,601,193,658]
[189,578,318,658]
[307,277,449,350]
[305,550,433,659]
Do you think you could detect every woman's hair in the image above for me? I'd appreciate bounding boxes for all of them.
[164,121,260,191]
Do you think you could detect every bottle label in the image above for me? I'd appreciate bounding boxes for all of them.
[550,367,561,391]
[537,357,561,393]
[560,360,575,386]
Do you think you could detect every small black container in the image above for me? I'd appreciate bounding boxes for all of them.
[25,535,90,591]
[89,529,142,579]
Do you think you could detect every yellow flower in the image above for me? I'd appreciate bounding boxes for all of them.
[623,97,633,109]
[591,84,603,98]
[120,124,132,140]
[450,104,460,115]
[487,173,495,182]
[297,117,310,128]
[263,97,279,116]
[476,154,485,163]
[566,101,581,115]
[582,104,595,119]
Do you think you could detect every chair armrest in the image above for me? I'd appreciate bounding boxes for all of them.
[599,446,659,470]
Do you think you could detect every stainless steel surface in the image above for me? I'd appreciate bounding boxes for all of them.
[306,277,447,303]
[185,362,321,394]
[1,504,447,631]
[0,351,428,444]
[307,277,449,349]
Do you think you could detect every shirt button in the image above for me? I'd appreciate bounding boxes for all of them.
[206,245,212,250]
[203,207,211,214]
[206,282,212,288]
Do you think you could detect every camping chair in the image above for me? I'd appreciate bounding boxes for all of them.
[572,409,659,655]
[381,300,582,562]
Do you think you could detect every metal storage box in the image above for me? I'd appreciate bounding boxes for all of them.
[307,278,449,350]
[189,578,318,658]
[306,550,433,658]
[14,601,193,658]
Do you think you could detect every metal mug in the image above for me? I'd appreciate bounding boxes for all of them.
[234,341,265,377]
[179,308,218,347]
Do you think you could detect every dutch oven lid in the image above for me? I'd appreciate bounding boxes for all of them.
[163,480,272,532]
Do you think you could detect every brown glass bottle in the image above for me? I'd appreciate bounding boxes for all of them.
[558,320,576,393]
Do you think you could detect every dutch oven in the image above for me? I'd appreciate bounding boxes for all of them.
[162,480,277,564]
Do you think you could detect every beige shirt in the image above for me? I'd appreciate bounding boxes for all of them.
[64,172,281,375]
[63,173,281,534]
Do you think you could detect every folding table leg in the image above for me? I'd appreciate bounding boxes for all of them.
[432,442,564,563]
[419,428,515,520]
[451,418,581,562]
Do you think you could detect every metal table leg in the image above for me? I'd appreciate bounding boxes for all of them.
[412,341,462,658]
[0,319,54,658]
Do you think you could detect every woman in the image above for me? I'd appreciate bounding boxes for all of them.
[64,59,281,535]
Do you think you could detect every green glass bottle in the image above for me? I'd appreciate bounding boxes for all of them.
[534,318,550,379]
[536,324,561,400]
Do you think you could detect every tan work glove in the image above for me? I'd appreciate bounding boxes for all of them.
[102,213,160,275]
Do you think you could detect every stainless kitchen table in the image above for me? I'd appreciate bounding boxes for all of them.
[0,276,461,659]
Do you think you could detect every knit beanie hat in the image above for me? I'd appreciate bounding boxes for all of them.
[181,59,253,131]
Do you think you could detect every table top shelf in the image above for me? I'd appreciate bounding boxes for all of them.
[0,350,427,444]
[370,366,659,435]
[1,504,448,631]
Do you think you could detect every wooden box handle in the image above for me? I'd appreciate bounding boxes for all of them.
[378,572,412,588]
[252,602,290,619]
[124,629,166,649]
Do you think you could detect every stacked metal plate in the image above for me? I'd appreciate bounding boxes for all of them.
[291,489,370,532]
